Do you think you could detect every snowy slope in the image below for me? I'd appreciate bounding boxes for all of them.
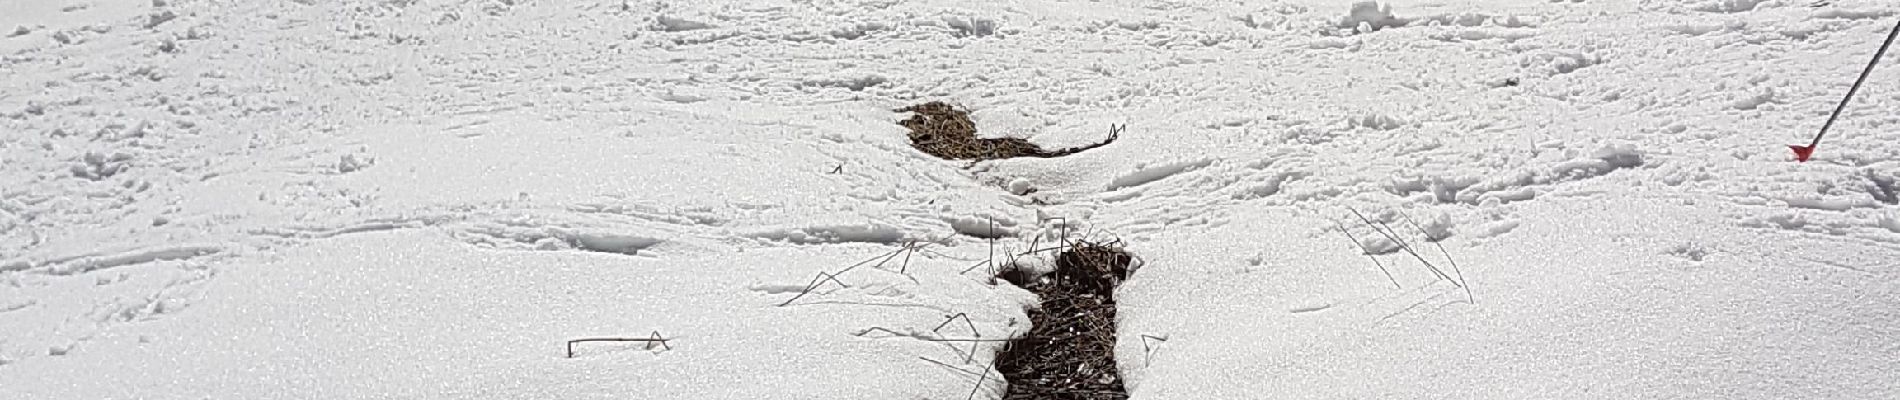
[4,0,1899,399]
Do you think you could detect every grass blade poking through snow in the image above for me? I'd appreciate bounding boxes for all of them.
[777,272,848,307]
[564,331,671,358]
[778,244,938,306]
[1332,216,1401,288]
[1349,208,1457,288]
[1376,219,1454,284]
[967,365,994,400]
[935,313,984,363]
[1398,212,1474,303]
[1139,334,1169,366]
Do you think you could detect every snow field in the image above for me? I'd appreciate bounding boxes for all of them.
[3,0,1899,398]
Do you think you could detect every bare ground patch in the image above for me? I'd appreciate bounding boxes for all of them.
[993,239,1137,400]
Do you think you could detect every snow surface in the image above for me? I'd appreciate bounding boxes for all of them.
[4,0,1899,399]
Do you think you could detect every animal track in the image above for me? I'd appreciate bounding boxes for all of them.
[1392,144,1644,205]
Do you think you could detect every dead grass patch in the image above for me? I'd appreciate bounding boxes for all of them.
[896,102,1121,161]
[993,239,1136,400]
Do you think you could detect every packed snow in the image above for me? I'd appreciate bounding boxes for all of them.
[3,0,1898,399]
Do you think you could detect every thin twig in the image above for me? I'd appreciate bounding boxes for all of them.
[917,247,962,260]
[836,246,908,276]
[1024,228,1043,258]
[783,242,942,307]
[1001,252,1020,284]
[1350,208,1457,287]
[870,240,910,272]
[1139,334,1168,352]
[1332,216,1400,288]
[961,259,992,274]
[777,272,848,307]
[853,327,1010,343]
[899,240,922,275]
[646,331,668,350]
[966,365,993,400]
[854,326,907,337]
[1040,217,1071,248]
[565,331,671,358]
[920,356,975,375]
[913,337,1015,343]
[933,313,980,336]
[934,313,984,362]
[1397,212,1474,303]
[1016,246,1067,256]
[920,356,988,380]
[1140,334,1168,365]
[863,242,922,284]
[1375,218,1454,284]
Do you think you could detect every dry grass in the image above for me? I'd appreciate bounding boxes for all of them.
[1341,207,1473,303]
[993,239,1134,400]
[896,102,1120,161]
[1052,239,1135,301]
